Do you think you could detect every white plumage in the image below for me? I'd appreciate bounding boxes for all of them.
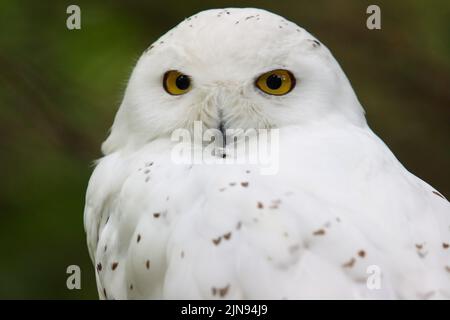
[84,8,450,299]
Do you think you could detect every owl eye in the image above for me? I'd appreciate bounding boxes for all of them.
[163,70,192,95]
[255,69,296,96]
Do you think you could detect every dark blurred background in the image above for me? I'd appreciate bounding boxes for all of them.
[0,0,448,299]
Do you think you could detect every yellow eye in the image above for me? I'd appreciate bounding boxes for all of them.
[163,70,192,95]
[255,69,296,96]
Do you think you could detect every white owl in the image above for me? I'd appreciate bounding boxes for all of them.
[84,8,450,299]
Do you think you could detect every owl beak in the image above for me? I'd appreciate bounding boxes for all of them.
[202,84,232,157]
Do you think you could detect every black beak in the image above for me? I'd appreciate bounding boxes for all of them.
[218,121,226,158]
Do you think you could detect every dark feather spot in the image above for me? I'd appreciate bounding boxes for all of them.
[146,260,150,269]
[103,288,108,299]
[432,191,445,199]
[358,250,366,258]
[241,182,249,187]
[97,263,102,272]
[219,285,230,297]
[212,237,221,245]
[111,262,118,270]
[443,243,449,249]
[310,39,320,47]
[137,234,141,243]
[212,285,230,297]
[415,244,428,258]
[257,202,264,209]
[153,213,160,218]
[313,229,326,236]
[229,182,236,186]
[223,232,232,240]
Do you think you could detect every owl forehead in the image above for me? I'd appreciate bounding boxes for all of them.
[148,8,308,74]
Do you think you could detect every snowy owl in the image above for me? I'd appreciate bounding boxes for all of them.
[84,8,450,300]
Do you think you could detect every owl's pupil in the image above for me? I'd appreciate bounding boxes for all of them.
[266,74,283,90]
[176,75,190,90]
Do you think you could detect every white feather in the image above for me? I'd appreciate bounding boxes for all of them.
[84,8,450,299]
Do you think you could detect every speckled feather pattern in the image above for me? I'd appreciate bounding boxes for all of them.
[84,8,450,299]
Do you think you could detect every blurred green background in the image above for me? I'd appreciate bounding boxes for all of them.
[0,0,448,299]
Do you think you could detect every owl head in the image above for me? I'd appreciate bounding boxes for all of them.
[102,8,365,154]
